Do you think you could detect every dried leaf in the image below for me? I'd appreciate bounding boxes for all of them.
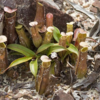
[89,21,99,37]
[73,72,98,89]
[89,6,100,37]
[53,89,74,100]
[66,0,95,20]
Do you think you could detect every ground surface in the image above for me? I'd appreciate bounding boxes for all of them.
[0,0,100,100]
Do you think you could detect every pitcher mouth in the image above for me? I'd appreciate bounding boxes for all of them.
[0,43,6,48]
[5,12,16,19]
[0,35,7,43]
[81,47,88,52]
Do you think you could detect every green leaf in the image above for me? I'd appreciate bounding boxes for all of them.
[30,59,38,77]
[67,44,79,56]
[53,26,61,42]
[9,56,32,68]
[61,51,70,62]
[47,45,66,55]
[7,44,36,57]
[37,43,57,54]
[8,51,23,56]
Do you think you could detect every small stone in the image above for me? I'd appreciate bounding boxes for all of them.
[4,86,9,92]
[90,6,97,13]
[82,21,94,30]
[66,10,74,14]
[78,0,83,5]
[90,0,100,13]
[83,2,90,8]
[53,89,74,100]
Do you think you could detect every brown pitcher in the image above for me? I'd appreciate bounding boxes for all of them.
[36,55,51,95]
[15,24,31,49]
[34,2,45,28]
[5,12,17,44]
[75,42,88,79]
[0,36,7,74]
[0,10,4,35]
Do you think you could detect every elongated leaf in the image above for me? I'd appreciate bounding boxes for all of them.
[0,57,32,74]
[53,26,61,42]
[7,44,36,57]
[67,44,79,56]
[37,43,58,54]
[8,51,23,56]
[61,51,70,62]
[9,56,32,68]
[47,45,66,55]
[30,59,38,77]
